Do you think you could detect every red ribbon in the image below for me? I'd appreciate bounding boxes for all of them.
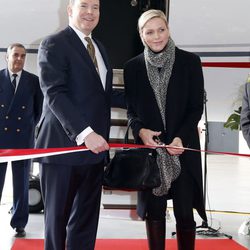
[0,144,250,162]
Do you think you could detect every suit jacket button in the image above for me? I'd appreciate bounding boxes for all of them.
[4,127,8,131]
[22,106,26,109]
[17,117,22,120]
[1,104,4,108]
[5,116,9,119]
[16,129,21,132]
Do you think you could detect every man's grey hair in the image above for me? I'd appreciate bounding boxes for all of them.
[7,43,26,55]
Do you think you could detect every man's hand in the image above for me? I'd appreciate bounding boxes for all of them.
[84,132,109,154]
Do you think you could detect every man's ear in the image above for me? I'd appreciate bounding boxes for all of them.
[67,5,72,17]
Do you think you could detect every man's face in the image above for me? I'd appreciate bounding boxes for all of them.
[68,0,100,36]
[6,46,26,73]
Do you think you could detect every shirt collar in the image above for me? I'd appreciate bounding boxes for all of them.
[8,70,22,78]
[69,24,92,46]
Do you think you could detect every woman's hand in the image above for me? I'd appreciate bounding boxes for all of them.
[167,137,184,155]
[139,128,161,146]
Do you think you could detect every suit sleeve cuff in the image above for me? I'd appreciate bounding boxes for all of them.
[75,126,93,146]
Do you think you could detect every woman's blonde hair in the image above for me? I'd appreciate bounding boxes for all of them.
[138,9,168,33]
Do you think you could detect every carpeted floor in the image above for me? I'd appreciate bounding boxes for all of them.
[12,239,248,250]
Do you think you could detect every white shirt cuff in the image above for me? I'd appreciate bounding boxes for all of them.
[76,126,93,146]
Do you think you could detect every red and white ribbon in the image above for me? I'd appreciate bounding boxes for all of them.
[0,144,149,163]
[0,143,250,163]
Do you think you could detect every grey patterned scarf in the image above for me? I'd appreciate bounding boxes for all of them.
[144,37,181,196]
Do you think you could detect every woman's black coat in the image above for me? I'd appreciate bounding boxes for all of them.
[124,47,207,222]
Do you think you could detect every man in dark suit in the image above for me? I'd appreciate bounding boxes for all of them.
[36,0,125,249]
[0,43,43,237]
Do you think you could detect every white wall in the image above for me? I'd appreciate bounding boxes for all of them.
[0,0,68,48]
[169,0,250,122]
[0,0,68,74]
[169,0,249,45]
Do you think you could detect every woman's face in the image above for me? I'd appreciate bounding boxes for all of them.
[140,17,169,53]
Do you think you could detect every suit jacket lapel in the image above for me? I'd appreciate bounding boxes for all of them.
[3,69,12,92]
[65,27,110,91]
[13,71,26,101]
[93,38,112,93]
[6,71,26,113]
[1,69,16,113]
[66,27,102,77]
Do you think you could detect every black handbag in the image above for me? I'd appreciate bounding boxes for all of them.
[103,124,161,191]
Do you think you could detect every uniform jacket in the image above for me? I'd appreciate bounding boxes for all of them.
[124,48,207,221]
[0,68,43,149]
[240,82,250,148]
[36,26,114,165]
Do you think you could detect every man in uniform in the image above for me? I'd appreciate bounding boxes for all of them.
[0,43,43,237]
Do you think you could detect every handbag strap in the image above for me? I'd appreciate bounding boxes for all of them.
[124,120,132,144]
[124,118,143,144]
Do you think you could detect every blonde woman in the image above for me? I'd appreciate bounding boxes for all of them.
[124,9,207,250]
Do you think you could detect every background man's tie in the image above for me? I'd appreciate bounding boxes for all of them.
[11,74,18,93]
[84,37,99,73]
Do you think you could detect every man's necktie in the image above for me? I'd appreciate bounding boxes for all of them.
[84,37,99,73]
[11,74,18,93]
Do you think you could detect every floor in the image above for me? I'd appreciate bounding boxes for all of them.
[0,154,250,250]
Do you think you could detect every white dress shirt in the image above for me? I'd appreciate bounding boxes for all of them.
[69,24,108,145]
